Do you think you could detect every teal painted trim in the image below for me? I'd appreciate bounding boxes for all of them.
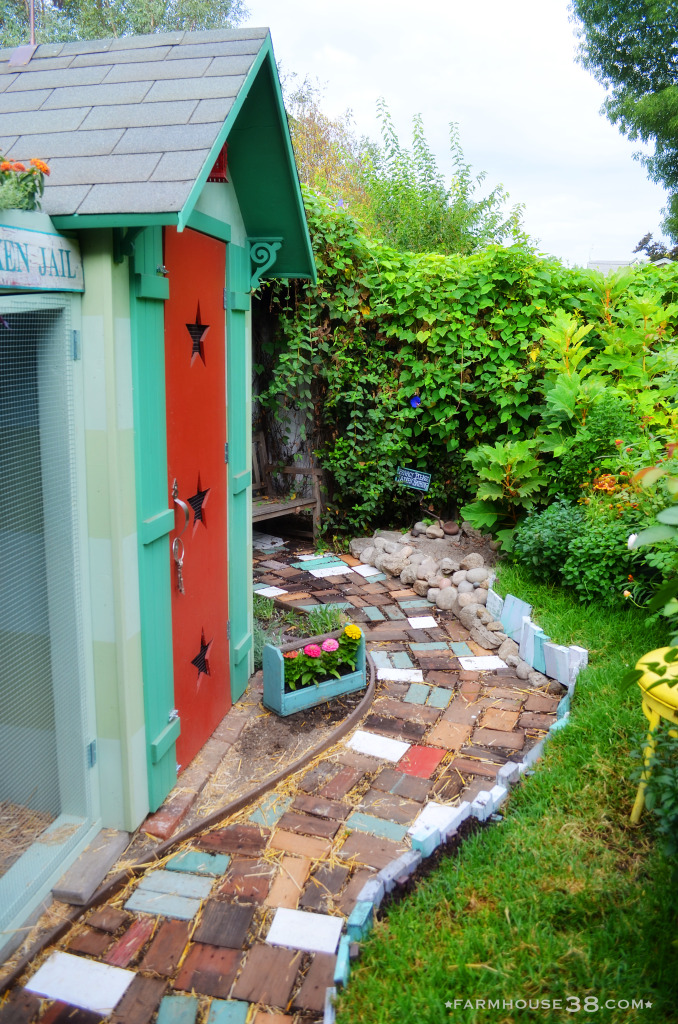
[226,242,253,702]
[130,226,177,812]
[135,273,169,301]
[141,508,174,546]
[233,632,252,665]
[229,291,249,311]
[151,716,181,764]
[231,469,251,494]
[53,213,178,230]
[256,41,316,284]
[177,41,271,233]
[186,209,231,242]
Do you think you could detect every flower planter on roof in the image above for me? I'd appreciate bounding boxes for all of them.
[262,629,367,717]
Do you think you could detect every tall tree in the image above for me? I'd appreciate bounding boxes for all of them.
[570,0,678,239]
[0,0,248,46]
[360,101,526,255]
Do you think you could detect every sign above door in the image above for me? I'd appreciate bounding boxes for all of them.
[0,220,84,292]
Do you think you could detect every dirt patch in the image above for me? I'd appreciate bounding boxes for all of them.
[183,682,367,827]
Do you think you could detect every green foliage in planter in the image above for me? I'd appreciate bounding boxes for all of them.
[283,627,362,690]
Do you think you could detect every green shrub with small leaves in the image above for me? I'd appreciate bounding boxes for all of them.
[512,498,585,580]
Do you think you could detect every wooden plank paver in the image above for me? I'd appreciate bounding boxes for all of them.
[276,812,341,841]
[292,953,337,1012]
[198,825,271,857]
[174,944,243,998]
[193,901,256,948]
[230,945,302,1006]
[0,989,42,1024]
[104,916,156,967]
[140,919,192,975]
[217,858,275,903]
[109,975,166,1024]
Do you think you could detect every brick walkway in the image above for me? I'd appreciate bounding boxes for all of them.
[1,544,569,1024]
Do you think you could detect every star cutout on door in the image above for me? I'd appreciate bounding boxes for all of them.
[191,628,212,686]
[185,301,210,366]
[188,473,210,531]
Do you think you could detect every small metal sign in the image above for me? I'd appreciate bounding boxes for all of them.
[395,466,431,492]
[0,220,84,292]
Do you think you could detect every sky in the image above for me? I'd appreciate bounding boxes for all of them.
[244,0,669,268]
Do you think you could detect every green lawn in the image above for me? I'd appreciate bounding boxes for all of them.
[337,564,678,1024]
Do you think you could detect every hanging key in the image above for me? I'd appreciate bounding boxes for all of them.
[172,536,185,595]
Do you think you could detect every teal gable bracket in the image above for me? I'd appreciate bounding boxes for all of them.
[129,226,177,812]
[226,242,253,700]
[248,237,282,289]
[187,209,231,243]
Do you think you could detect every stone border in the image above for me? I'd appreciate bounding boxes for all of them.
[320,588,589,1023]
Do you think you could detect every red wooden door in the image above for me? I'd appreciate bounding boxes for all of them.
[164,226,230,771]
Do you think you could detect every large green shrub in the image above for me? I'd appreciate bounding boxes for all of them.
[513,498,586,580]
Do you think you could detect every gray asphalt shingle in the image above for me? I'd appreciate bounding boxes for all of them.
[1,27,269,217]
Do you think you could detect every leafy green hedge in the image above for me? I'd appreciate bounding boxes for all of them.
[258,189,678,540]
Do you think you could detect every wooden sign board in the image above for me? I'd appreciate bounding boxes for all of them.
[395,466,431,492]
[0,220,84,292]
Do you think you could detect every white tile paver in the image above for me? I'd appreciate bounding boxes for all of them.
[408,801,460,836]
[347,729,410,762]
[266,907,344,955]
[458,655,507,671]
[376,667,424,683]
[407,615,438,629]
[256,586,288,597]
[26,951,135,1015]
[353,564,381,577]
[308,565,354,578]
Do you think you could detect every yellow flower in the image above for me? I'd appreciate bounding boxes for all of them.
[529,349,540,362]
[344,624,362,640]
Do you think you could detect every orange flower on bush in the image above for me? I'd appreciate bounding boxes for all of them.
[11,162,26,172]
[0,162,11,171]
[592,473,618,493]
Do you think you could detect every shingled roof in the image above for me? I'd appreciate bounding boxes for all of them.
[0,28,316,279]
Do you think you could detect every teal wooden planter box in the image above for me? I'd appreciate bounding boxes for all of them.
[262,630,367,716]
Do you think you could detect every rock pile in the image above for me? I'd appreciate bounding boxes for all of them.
[350,525,554,690]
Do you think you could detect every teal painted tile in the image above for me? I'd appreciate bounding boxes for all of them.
[368,572,387,581]
[290,557,345,570]
[426,686,452,709]
[369,651,393,669]
[410,642,447,651]
[324,601,351,611]
[207,1000,250,1024]
[403,682,430,705]
[157,994,199,1024]
[391,651,413,669]
[125,889,202,920]
[253,583,273,592]
[385,605,406,620]
[450,642,473,656]
[298,604,320,611]
[334,934,351,988]
[346,811,408,842]
[166,851,231,877]
[347,900,374,941]
[533,630,550,674]
[364,606,386,621]
[138,869,213,900]
[399,599,431,609]
[249,793,293,828]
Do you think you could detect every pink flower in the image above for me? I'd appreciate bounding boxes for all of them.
[321,638,339,652]
[304,644,322,658]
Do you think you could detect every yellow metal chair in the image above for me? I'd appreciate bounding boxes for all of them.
[630,647,678,824]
